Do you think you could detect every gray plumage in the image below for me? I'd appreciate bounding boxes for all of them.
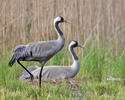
[20,65,79,80]
[9,16,68,87]
[9,45,26,66]
[20,40,83,80]
[10,40,64,62]
[19,65,39,79]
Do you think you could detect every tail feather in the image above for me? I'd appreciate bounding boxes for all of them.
[8,55,16,67]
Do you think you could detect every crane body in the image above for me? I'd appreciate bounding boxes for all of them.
[20,40,83,80]
[9,16,67,87]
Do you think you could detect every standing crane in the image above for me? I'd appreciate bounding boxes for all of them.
[9,16,69,87]
[20,40,84,80]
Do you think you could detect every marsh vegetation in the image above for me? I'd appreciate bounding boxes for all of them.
[0,0,125,99]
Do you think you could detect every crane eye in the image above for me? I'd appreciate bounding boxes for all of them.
[74,42,78,47]
[60,16,64,21]
[61,17,64,21]
[72,40,78,47]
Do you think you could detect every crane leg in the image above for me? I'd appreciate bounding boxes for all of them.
[39,63,44,88]
[17,60,34,81]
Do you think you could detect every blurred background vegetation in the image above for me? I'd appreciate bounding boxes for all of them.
[0,0,125,54]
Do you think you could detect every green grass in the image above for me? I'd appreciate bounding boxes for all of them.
[0,46,125,100]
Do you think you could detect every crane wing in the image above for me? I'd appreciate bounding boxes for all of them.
[26,41,59,58]
[13,45,26,53]
[12,45,26,58]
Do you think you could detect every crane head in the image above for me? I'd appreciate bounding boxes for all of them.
[54,16,71,24]
[68,40,85,49]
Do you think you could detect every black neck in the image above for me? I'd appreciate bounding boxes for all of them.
[55,22,63,37]
[70,46,78,60]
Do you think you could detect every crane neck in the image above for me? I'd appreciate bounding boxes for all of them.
[69,46,78,61]
[54,22,65,42]
[69,46,80,73]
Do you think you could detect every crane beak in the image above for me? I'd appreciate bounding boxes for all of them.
[78,45,85,49]
[64,20,71,24]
